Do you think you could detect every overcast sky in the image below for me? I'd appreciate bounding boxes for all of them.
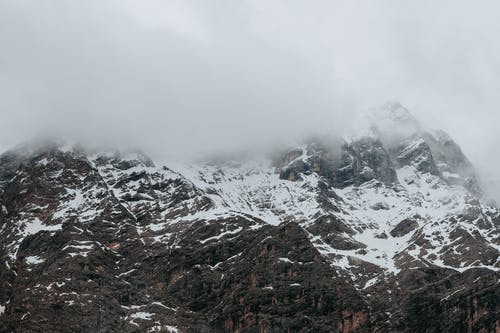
[1,0,499,194]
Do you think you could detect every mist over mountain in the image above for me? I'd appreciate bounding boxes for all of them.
[1,1,500,166]
[1,1,500,332]
[1,103,499,332]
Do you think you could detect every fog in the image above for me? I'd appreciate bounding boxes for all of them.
[0,0,499,199]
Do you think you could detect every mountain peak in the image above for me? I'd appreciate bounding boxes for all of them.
[379,101,416,121]
[370,101,420,129]
[348,102,422,142]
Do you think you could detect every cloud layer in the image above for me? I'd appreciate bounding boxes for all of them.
[1,0,499,198]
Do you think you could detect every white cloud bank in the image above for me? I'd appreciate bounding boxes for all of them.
[0,0,499,199]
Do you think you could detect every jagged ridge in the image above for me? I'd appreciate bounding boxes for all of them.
[0,104,498,332]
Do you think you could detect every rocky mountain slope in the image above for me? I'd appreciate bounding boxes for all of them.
[0,103,498,332]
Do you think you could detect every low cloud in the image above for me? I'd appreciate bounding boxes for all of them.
[1,1,499,199]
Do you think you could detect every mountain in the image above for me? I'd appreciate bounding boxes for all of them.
[0,104,498,333]
[483,178,500,206]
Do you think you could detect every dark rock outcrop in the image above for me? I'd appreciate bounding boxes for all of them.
[277,137,398,189]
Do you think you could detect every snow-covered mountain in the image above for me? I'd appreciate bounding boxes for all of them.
[0,103,498,332]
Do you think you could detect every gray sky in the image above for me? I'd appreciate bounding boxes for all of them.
[1,0,499,196]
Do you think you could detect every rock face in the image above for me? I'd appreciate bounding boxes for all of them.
[0,105,499,332]
[277,137,398,188]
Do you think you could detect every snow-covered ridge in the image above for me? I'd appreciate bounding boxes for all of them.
[1,104,498,281]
